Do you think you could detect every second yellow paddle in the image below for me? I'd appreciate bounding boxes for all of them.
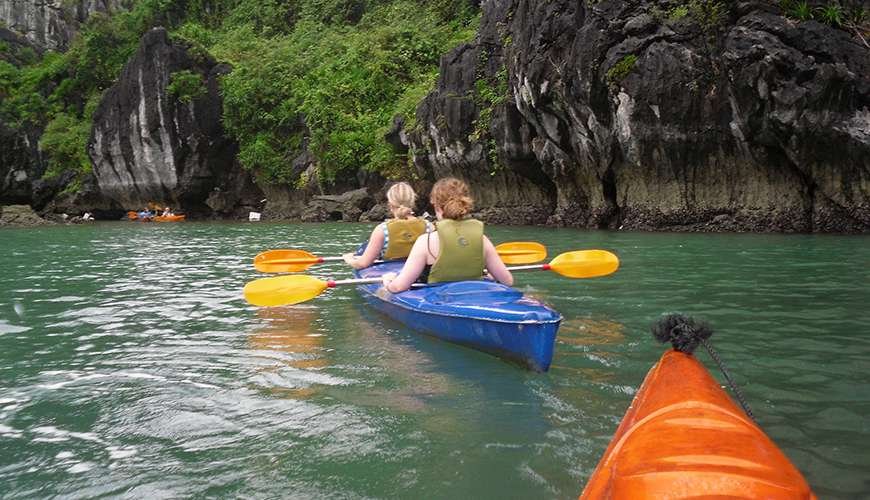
[253,241,547,273]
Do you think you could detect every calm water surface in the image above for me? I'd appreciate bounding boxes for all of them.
[0,222,867,498]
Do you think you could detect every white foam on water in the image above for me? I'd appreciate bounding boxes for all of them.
[107,446,138,460]
[0,424,23,438]
[0,320,30,334]
[67,462,94,474]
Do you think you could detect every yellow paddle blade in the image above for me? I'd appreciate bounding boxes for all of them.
[549,250,619,278]
[243,275,329,307]
[254,249,320,273]
[495,241,547,264]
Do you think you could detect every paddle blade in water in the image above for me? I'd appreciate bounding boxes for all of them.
[549,250,619,278]
[254,249,320,273]
[243,275,329,307]
[495,241,547,264]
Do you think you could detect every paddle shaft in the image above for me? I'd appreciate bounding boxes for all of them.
[325,277,382,287]
[328,263,549,288]
[271,252,544,266]
[506,263,551,272]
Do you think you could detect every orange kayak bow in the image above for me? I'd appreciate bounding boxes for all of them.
[580,349,815,499]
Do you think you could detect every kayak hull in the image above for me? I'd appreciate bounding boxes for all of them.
[154,214,185,222]
[355,261,561,371]
[580,350,815,499]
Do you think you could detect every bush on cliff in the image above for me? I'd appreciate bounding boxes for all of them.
[211,1,478,184]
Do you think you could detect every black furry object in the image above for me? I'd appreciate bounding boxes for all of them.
[651,314,714,354]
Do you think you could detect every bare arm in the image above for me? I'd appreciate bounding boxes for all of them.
[383,236,430,293]
[343,225,385,269]
[483,236,513,286]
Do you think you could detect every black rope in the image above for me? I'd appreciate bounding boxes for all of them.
[651,314,756,423]
[697,336,755,422]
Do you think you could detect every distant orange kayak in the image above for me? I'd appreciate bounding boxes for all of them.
[153,214,186,222]
[580,350,815,499]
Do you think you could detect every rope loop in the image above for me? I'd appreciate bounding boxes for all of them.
[651,314,756,423]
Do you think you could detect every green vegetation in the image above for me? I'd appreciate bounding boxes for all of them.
[0,0,187,189]
[652,0,729,29]
[816,3,844,25]
[687,0,728,29]
[0,0,480,189]
[783,0,814,20]
[669,6,690,20]
[470,50,509,175]
[778,1,870,46]
[167,69,206,103]
[605,54,638,84]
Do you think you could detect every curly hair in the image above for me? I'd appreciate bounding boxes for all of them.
[430,177,473,219]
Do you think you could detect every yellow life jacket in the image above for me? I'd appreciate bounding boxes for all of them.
[428,219,485,283]
[382,218,428,260]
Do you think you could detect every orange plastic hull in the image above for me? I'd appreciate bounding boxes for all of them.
[153,215,186,222]
[580,350,815,499]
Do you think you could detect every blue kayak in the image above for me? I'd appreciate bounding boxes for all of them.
[354,261,562,372]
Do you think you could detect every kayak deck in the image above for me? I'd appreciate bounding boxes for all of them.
[580,350,816,499]
[354,261,562,371]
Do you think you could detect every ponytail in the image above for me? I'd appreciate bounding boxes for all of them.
[386,182,418,220]
[430,177,474,219]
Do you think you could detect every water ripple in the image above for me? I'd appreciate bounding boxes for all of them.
[0,223,867,498]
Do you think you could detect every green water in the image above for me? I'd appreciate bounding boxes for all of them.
[0,222,867,498]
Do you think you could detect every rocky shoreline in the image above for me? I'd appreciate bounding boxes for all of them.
[1,2,868,233]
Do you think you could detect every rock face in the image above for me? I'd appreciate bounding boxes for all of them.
[88,28,263,215]
[300,187,374,222]
[0,28,51,208]
[0,204,53,226]
[406,0,870,232]
[0,0,130,51]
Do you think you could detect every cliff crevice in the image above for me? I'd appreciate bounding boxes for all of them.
[405,0,869,231]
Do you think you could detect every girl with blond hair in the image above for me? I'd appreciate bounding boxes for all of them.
[381,177,512,292]
[343,182,432,269]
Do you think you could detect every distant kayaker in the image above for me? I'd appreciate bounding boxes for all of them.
[343,182,432,269]
[162,206,172,216]
[381,177,513,292]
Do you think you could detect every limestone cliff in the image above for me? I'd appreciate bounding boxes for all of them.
[0,0,130,51]
[0,28,49,208]
[406,0,870,232]
[88,28,262,216]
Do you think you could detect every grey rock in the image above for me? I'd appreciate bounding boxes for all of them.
[88,28,263,216]
[0,204,53,226]
[360,202,390,222]
[300,188,373,222]
[0,0,131,51]
[404,0,870,232]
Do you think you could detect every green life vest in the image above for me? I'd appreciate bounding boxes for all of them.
[428,219,485,283]
[383,218,427,260]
